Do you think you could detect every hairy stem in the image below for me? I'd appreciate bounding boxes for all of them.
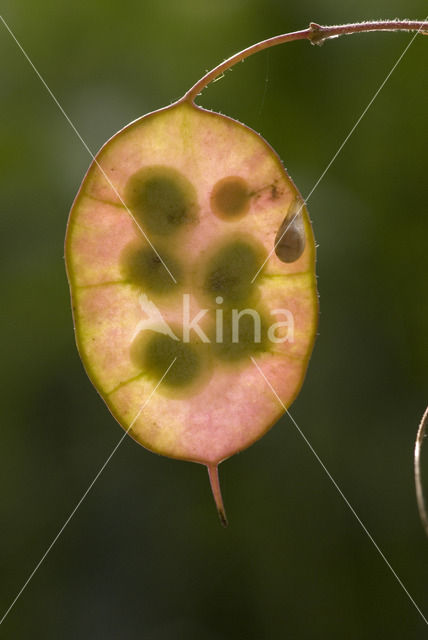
[183,19,427,102]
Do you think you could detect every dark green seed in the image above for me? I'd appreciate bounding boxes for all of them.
[211,308,268,362]
[203,239,265,306]
[132,331,201,388]
[121,243,181,294]
[125,165,198,235]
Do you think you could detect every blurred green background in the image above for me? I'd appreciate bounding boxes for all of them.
[1,1,427,637]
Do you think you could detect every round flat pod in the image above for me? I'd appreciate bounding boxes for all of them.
[65,100,318,524]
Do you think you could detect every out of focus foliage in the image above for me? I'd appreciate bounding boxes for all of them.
[1,1,427,637]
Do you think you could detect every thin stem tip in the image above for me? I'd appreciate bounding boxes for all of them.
[207,464,228,527]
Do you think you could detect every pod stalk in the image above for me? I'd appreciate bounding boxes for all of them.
[415,405,428,536]
[183,19,428,103]
[207,464,228,527]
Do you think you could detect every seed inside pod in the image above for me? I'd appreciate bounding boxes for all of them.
[275,198,306,263]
